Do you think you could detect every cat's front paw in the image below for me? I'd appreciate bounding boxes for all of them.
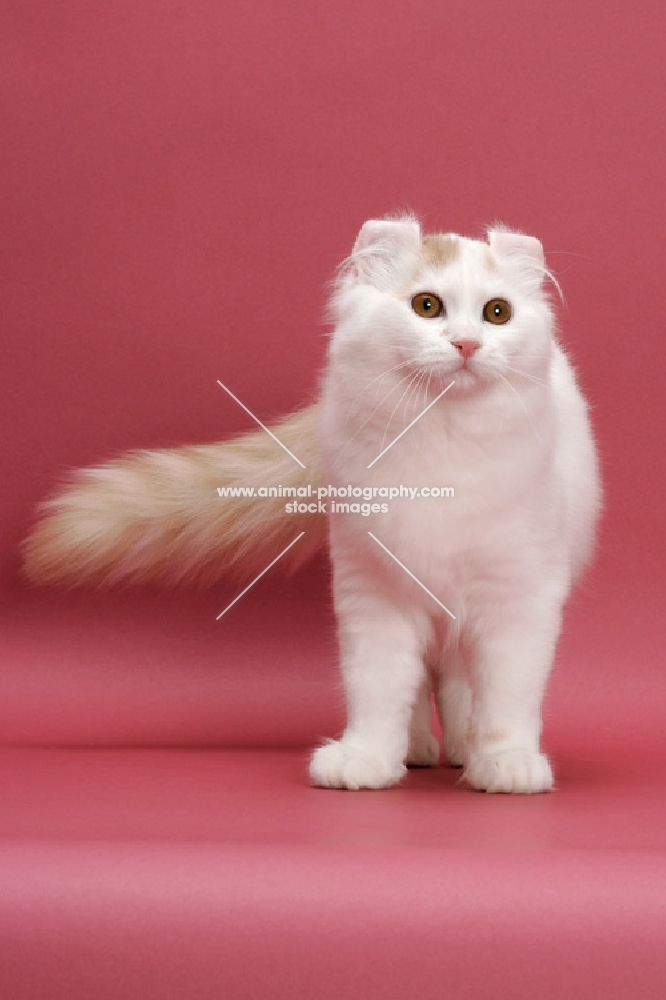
[464,749,553,794]
[309,739,406,790]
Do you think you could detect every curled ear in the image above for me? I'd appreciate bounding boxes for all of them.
[351,215,421,289]
[488,228,545,290]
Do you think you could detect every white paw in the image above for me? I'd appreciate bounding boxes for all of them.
[309,739,406,790]
[406,730,440,767]
[464,749,554,794]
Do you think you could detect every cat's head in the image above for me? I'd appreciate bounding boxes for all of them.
[330,215,556,395]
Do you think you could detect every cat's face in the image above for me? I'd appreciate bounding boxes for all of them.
[331,216,555,396]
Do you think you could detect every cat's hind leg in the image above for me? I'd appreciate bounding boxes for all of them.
[435,651,472,768]
[406,675,440,767]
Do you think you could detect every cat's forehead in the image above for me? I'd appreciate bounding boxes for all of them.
[413,233,496,285]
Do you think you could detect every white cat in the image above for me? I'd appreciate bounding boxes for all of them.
[310,216,600,793]
[23,215,601,794]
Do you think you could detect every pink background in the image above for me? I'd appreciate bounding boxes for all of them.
[0,0,666,742]
[1,3,665,997]
[2,0,664,746]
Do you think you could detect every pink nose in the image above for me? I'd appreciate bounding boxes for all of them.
[452,339,480,360]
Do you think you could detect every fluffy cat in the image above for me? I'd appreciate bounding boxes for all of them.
[23,215,601,794]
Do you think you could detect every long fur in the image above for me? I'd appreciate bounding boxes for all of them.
[23,404,325,586]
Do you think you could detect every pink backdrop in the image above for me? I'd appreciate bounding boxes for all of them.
[2,0,664,745]
[2,5,666,998]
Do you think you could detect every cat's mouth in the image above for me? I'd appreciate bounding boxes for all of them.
[407,356,500,397]
[410,356,487,382]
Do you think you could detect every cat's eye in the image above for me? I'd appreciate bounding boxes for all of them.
[483,298,512,325]
[411,292,444,319]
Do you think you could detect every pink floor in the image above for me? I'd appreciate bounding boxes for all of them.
[1,572,665,998]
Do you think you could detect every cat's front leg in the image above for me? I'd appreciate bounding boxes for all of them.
[464,594,564,794]
[310,594,426,790]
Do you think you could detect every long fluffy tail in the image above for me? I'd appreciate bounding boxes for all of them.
[22,404,325,587]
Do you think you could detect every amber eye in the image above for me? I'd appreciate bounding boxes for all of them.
[411,292,444,319]
[483,298,512,325]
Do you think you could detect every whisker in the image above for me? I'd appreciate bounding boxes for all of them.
[503,365,549,388]
[380,371,421,452]
[348,367,419,437]
[407,368,428,421]
[339,368,419,462]
[344,359,416,430]
[410,370,431,458]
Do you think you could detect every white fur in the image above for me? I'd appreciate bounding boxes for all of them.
[310,216,601,794]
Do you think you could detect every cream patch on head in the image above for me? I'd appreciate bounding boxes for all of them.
[400,232,460,296]
[420,233,459,270]
[484,247,499,273]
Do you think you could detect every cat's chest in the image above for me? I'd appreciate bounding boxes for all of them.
[328,404,551,501]
[324,397,558,583]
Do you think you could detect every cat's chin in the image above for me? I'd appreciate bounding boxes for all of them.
[416,363,489,396]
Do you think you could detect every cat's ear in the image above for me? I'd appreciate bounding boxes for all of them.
[351,216,421,289]
[487,229,545,290]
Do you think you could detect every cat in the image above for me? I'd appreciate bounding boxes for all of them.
[23,215,601,794]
